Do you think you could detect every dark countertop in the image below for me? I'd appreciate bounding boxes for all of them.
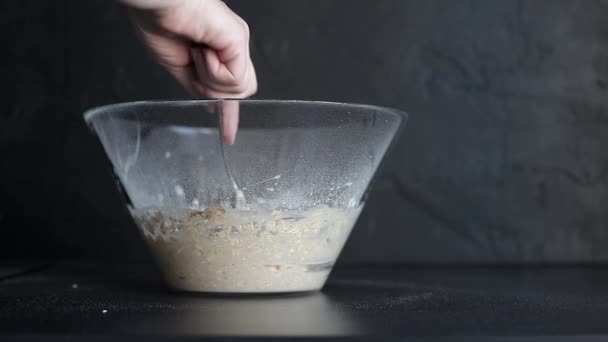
[2,262,608,341]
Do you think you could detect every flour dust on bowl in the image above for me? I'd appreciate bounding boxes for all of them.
[84,100,405,293]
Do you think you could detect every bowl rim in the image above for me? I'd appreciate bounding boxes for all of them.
[83,99,408,124]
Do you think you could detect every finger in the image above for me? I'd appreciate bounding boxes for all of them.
[192,50,257,97]
[192,45,248,91]
[190,46,212,88]
[194,59,257,98]
[191,46,248,93]
[220,100,239,145]
[204,45,247,86]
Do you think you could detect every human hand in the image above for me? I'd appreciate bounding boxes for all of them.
[121,0,257,144]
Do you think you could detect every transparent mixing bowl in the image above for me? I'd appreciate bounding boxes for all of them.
[84,100,405,293]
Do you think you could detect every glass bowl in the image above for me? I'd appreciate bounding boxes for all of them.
[84,100,406,293]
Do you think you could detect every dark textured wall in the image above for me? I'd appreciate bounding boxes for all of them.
[1,0,608,264]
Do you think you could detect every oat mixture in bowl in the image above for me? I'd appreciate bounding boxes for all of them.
[133,205,361,292]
